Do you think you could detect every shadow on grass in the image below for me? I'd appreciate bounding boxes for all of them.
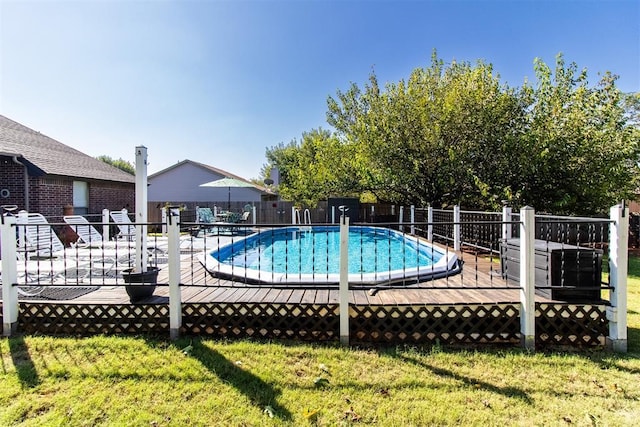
[396,352,533,404]
[173,338,292,422]
[8,335,40,388]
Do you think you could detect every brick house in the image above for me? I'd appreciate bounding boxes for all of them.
[0,115,135,218]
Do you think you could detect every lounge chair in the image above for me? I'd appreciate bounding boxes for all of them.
[63,215,136,249]
[0,251,81,293]
[12,212,91,281]
[16,212,67,257]
[16,212,145,276]
[109,210,137,241]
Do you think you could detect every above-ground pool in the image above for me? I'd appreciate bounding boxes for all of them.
[200,226,461,285]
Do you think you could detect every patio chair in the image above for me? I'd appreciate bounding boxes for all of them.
[63,215,113,247]
[0,251,81,294]
[16,212,139,277]
[63,215,138,249]
[109,210,137,241]
[194,207,216,236]
[10,212,94,281]
[108,210,172,265]
[16,211,67,257]
[239,211,251,223]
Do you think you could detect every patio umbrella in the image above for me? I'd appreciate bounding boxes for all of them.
[199,177,255,210]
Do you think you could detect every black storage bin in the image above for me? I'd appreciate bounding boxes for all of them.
[500,238,603,302]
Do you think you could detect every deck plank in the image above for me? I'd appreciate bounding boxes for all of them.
[6,251,573,306]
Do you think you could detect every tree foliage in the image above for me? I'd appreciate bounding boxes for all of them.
[518,56,639,214]
[96,155,135,175]
[265,52,639,215]
[265,128,360,207]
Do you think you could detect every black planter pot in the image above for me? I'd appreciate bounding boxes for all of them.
[122,267,159,302]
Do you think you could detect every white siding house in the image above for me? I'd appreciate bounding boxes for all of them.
[148,160,271,203]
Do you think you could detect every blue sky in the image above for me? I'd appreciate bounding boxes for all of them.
[1,0,638,180]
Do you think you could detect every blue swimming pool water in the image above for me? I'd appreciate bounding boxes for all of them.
[216,226,439,274]
[202,226,459,284]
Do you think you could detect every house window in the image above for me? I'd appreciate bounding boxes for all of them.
[73,181,89,215]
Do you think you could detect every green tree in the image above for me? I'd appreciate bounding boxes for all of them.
[265,129,360,207]
[519,54,639,214]
[270,51,638,215]
[328,52,527,209]
[96,155,135,175]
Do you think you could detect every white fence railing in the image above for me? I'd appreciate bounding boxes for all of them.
[1,205,629,351]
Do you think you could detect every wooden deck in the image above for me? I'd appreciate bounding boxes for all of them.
[46,252,548,306]
[3,252,608,347]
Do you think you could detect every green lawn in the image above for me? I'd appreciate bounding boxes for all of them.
[2,260,640,426]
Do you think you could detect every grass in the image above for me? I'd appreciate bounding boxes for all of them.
[2,263,640,425]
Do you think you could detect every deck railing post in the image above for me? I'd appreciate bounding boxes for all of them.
[453,205,461,251]
[1,215,19,336]
[607,203,628,352]
[134,146,148,273]
[427,205,433,241]
[502,204,512,241]
[102,208,110,241]
[167,206,182,339]
[339,213,350,346]
[520,206,535,350]
[410,205,415,235]
[16,210,27,248]
[161,207,168,237]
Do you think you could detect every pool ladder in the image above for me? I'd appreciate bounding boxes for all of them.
[294,208,312,229]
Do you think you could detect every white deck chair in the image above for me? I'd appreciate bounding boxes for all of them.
[109,210,137,241]
[109,209,173,256]
[64,214,169,267]
[63,215,135,249]
[15,212,126,277]
[16,212,67,257]
[0,253,81,294]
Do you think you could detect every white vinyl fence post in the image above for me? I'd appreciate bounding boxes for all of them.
[520,206,535,350]
[339,212,350,346]
[502,204,512,241]
[167,207,182,340]
[331,206,336,224]
[102,208,110,241]
[427,205,433,241]
[608,203,628,352]
[410,205,415,235]
[17,210,27,248]
[399,206,404,232]
[291,206,297,225]
[134,146,148,273]
[161,207,168,237]
[453,205,461,251]
[2,214,19,336]
[252,206,257,225]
